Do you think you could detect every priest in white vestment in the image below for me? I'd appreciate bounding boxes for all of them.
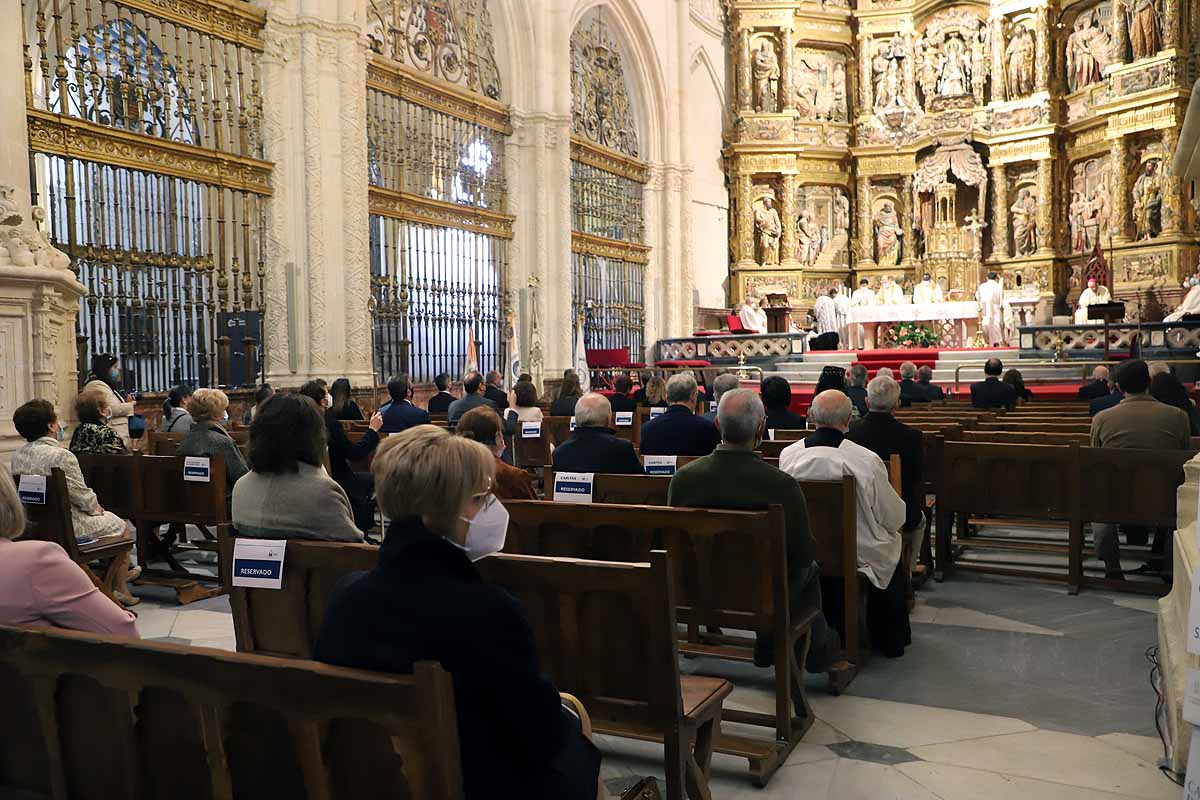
[849,279,876,350]
[976,272,1005,346]
[778,389,910,657]
[912,273,944,305]
[738,296,768,334]
[877,275,905,305]
[834,285,851,345]
[1073,277,1112,324]
[1166,278,1200,321]
[813,288,839,336]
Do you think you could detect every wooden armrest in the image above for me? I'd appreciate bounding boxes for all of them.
[790,607,821,637]
[560,692,592,738]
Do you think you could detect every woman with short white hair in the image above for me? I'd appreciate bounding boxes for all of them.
[314,426,602,799]
[179,388,249,499]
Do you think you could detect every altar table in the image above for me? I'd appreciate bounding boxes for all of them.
[847,301,981,349]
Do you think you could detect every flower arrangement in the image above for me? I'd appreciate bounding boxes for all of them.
[894,322,940,348]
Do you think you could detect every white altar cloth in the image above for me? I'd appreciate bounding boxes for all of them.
[847,301,980,348]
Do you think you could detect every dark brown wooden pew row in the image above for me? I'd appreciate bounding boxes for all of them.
[0,624,466,799]
[217,536,726,800]
[936,442,1195,595]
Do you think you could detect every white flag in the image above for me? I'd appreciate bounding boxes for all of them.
[507,311,521,389]
[464,323,479,375]
[573,319,591,394]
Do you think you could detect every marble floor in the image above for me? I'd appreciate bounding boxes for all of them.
[130,568,1176,799]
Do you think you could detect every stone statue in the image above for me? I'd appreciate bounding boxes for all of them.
[798,211,821,265]
[755,196,782,264]
[831,62,847,122]
[752,41,780,113]
[874,200,902,266]
[1010,187,1038,256]
[963,212,986,260]
[916,34,941,106]
[872,37,905,111]
[1090,182,1111,245]
[970,23,990,104]
[1069,191,1088,252]
[833,190,850,237]
[1066,13,1109,92]
[0,185,22,226]
[0,184,71,271]
[1128,0,1163,60]
[937,35,970,96]
[1005,28,1035,99]
[1132,160,1163,240]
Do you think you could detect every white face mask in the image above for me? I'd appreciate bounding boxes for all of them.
[457,496,509,561]
[323,393,333,408]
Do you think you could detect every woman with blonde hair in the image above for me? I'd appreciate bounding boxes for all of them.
[0,465,138,635]
[179,388,249,500]
[641,375,668,407]
[314,426,601,799]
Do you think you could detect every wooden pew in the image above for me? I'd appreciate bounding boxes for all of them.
[501,499,822,785]
[12,467,133,604]
[147,429,249,456]
[217,536,722,800]
[547,470,668,505]
[0,624,465,799]
[975,421,1092,434]
[956,430,1090,446]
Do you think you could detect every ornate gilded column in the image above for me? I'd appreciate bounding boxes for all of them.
[737,171,755,265]
[991,164,1009,259]
[1036,158,1053,254]
[1112,3,1129,64]
[860,35,873,110]
[900,175,916,269]
[739,28,752,111]
[1034,6,1049,92]
[857,175,875,266]
[1163,124,1182,235]
[903,33,917,108]
[781,174,799,267]
[1110,136,1131,242]
[780,27,795,112]
[1163,0,1180,50]
[991,16,1006,99]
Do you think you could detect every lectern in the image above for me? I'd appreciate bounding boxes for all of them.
[763,293,792,334]
[1088,301,1126,360]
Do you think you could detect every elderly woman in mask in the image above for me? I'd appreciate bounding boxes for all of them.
[314,426,602,800]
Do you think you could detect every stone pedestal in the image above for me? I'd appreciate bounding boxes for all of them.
[1158,452,1200,772]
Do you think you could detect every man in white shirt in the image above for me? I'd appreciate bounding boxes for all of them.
[834,284,851,346]
[1166,276,1200,321]
[912,272,944,305]
[1073,277,1112,325]
[813,288,839,336]
[849,278,876,350]
[738,295,768,334]
[975,271,1005,346]
[878,274,905,305]
[778,390,910,658]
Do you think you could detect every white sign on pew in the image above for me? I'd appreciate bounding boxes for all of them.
[1185,724,1200,799]
[643,455,678,476]
[1190,568,1200,656]
[183,456,211,483]
[17,475,46,505]
[231,539,286,589]
[521,421,542,439]
[649,407,666,419]
[570,417,577,432]
[614,411,633,427]
[553,472,594,504]
[709,402,718,413]
[1185,669,1200,726]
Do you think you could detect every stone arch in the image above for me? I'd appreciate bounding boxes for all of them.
[490,0,536,108]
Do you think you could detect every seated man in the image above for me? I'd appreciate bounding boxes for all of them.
[846,365,869,417]
[1091,359,1192,579]
[551,393,643,475]
[897,361,927,408]
[483,370,509,411]
[1077,366,1111,402]
[380,374,431,433]
[778,390,909,658]
[608,375,637,414]
[970,358,1017,411]
[761,375,807,431]
[669,389,854,693]
[916,365,944,401]
[847,377,924,579]
[701,373,740,424]
[427,372,455,414]
[447,371,497,427]
[1090,388,1124,416]
[639,373,721,457]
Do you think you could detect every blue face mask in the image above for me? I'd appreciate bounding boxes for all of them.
[110,367,121,381]
[55,424,65,443]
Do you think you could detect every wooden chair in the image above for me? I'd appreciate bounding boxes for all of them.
[513,426,552,469]
[796,477,865,662]
[502,499,819,786]
[0,624,464,799]
[75,453,140,521]
[13,468,133,604]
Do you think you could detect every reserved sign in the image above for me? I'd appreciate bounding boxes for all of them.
[231,539,286,589]
[643,455,678,476]
[521,421,542,439]
[614,411,633,427]
[183,456,211,483]
[17,474,46,505]
[552,472,594,504]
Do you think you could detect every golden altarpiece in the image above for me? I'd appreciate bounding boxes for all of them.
[725,0,1200,320]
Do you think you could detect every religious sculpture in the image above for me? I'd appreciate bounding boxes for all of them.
[937,35,970,97]
[872,36,907,112]
[1132,160,1163,240]
[794,50,848,122]
[1065,11,1111,92]
[1004,27,1036,100]
[0,186,72,271]
[874,200,902,266]
[755,195,782,264]
[1010,187,1038,256]
[970,23,990,105]
[752,40,780,113]
[834,190,850,238]
[1126,0,1163,60]
[963,212,986,260]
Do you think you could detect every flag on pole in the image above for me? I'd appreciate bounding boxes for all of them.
[506,310,521,389]
[464,323,479,375]
[573,316,591,393]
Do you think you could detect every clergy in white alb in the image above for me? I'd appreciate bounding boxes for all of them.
[834,285,851,345]
[877,275,905,305]
[912,273,944,305]
[813,288,839,336]
[1165,278,1200,321]
[738,296,768,334]
[849,279,876,350]
[1073,278,1112,324]
[976,272,1005,346]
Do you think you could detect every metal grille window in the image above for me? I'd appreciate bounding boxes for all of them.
[570,252,645,356]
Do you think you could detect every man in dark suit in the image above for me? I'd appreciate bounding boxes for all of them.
[700,373,740,424]
[640,373,721,456]
[380,374,431,433]
[898,361,928,408]
[483,370,509,411]
[1090,389,1124,416]
[629,370,653,406]
[608,375,637,414]
[426,372,455,414]
[916,365,945,400]
[1077,366,1112,401]
[551,393,643,474]
[447,372,498,427]
[846,365,869,417]
[970,358,1017,411]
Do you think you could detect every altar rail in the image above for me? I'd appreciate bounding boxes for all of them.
[657,333,808,365]
[1018,321,1200,358]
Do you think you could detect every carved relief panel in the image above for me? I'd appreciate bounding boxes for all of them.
[794,185,850,267]
[1002,17,1037,100]
[1068,156,1112,252]
[1065,3,1115,93]
[793,48,848,122]
[915,9,990,109]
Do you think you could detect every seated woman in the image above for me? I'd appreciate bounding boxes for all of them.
[298,380,384,533]
[457,406,535,500]
[550,373,583,417]
[329,377,365,421]
[242,383,274,426]
[815,365,860,420]
[180,388,250,501]
[313,426,601,799]
[1003,369,1034,403]
[1152,371,1200,435]
[638,375,668,408]
[159,384,194,433]
[0,465,138,636]
[70,390,128,455]
[233,393,363,541]
[608,375,636,413]
[9,400,141,606]
[762,374,808,430]
[503,380,543,437]
[82,354,136,443]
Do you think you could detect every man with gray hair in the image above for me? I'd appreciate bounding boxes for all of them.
[669,389,854,693]
[846,364,869,417]
[779,390,910,658]
[1078,365,1111,401]
[916,365,944,400]
[701,372,741,424]
[639,372,720,456]
[897,360,926,407]
[551,392,643,474]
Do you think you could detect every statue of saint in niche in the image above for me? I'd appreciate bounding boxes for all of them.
[755,195,783,264]
[936,35,970,97]
[1010,187,1038,256]
[1004,27,1036,99]
[1127,0,1163,60]
[1132,160,1162,240]
[752,41,780,113]
[874,200,902,266]
[1066,12,1110,92]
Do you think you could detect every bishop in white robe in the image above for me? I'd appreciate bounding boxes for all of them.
[878,275,905,305]
[976,273,1005,346]
[1166,280,1200,321]
[1073,278,1112,325]
[738,298,768,334]
[912,273,944,305]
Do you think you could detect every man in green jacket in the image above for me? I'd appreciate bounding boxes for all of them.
[667,388,853,694]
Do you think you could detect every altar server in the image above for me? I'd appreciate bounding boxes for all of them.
[849,279,876,350]
[813,287,839,339]
[834,285,851,345]
[912,273,944,305]
[1073,277,1112,325]
[738,295,768,334]
[976,272,1005,346]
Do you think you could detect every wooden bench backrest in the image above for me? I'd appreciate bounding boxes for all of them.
[0,624,463,800]
[546,471,669,506]
[502,499,788,633]
[1078,447,1195,528]
[939,442,1078,520]
[977,422,1092,434]
[148,430,249,455]
[797,477,857,584]
[136,455,229,525]
[957,430,1090,446]
[542,416,575,446]
[75,454,141,520]
[12,468,78,559]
